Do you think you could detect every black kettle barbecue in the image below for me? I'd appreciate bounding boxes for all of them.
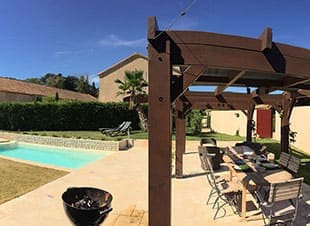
[62,187,113,226]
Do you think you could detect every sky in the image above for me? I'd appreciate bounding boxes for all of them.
[1,0,310,86]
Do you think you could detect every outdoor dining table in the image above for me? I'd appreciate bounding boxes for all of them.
[223,146,293,221]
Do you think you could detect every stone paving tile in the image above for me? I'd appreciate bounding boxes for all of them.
[113,215,142,226]
[131,209,145,218]
[139,212,148,226]
[103,205,147,226]
[0,211,5,220]
[0,140,308,226]
[102,214,118,226]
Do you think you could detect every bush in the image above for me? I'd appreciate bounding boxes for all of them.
[186,110,204,135]
[0,101,144,131]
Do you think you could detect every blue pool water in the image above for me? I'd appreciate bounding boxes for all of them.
[0,143,108,169]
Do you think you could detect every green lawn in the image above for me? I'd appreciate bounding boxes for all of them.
[0,158,68,204]
[21,130,245,141]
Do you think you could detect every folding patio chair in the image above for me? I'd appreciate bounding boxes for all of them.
[255,177,304,226]
[201,152,242,219]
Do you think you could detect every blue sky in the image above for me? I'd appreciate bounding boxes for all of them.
[1,0,310,86]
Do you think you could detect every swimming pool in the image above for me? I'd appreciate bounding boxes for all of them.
[0,142,109,169]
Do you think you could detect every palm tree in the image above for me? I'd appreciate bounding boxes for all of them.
[115,70,148,131]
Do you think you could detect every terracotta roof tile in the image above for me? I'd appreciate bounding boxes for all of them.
[0,77,97,101]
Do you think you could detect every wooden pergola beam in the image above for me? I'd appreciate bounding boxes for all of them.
[215,70,247,95]
[259,27,273,51]
[168,31,310,78]
[171,65,205,102]
[185,91,283,107]
[284,78,310,88]
[251,87,274,96]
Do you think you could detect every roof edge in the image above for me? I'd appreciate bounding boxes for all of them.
[97,52,148,78]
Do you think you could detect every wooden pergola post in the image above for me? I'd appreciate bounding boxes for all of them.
[280,93,296,153]
[148,17,172,225]
[246,104,255,142]
[175,109,185,178]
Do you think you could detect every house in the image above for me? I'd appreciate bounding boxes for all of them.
[211,106,310,155]
[0,77,97,102]
[97,53,148,102]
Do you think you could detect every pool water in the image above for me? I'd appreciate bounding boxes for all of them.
[0,142,109,169]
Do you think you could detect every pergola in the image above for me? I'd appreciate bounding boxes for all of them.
[147,16,310,226]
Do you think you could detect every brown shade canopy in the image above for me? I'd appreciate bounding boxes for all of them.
[147,16,310,226]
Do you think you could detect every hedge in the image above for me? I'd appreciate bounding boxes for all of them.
[0,101,146,131]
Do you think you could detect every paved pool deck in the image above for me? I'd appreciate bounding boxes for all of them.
[0,140,309,226]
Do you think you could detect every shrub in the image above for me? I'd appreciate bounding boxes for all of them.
[0,101,144,131]
[186,110,204,135]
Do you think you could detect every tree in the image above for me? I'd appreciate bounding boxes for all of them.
[43,73,64,88]
[77,75,90,93]
[90,82,98,97]
[115,70,148,131]
[25,73,98,97]
[25,78,42,84]
[63,76,79,91]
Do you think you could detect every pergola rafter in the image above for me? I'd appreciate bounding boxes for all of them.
[147,16,310,226]
[215,70,247,95]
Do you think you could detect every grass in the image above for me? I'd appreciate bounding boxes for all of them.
[257,141,310,184]
[0,158,68,204]
[20,130,245,141]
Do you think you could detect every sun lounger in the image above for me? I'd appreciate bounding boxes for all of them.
[99,121,132,136]
[99,121,127,133]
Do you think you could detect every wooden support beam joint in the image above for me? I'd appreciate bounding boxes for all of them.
[259,27,273,51]
[215,70,247,95]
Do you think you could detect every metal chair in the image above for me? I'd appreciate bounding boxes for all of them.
[255,177,303,226]
[200,138,217,146]
[202,152,241,219]
[198,150,226,206]
[279,152,301,176]
[287,155,301,175]
[198,145,223,170]
[278,152,290,168]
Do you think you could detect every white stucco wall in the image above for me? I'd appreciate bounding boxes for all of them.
[211,107,310,155]
[210,110,247,137]
[290,106,310,153]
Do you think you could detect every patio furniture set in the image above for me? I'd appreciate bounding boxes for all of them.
[198,139,303,226]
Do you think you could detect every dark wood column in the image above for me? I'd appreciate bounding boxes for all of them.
[175,110,185,178]
[246,105,255,142]
[280,93,296,154]
[148,39,172,226]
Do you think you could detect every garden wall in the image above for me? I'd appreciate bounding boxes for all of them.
[0,132,133,151]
